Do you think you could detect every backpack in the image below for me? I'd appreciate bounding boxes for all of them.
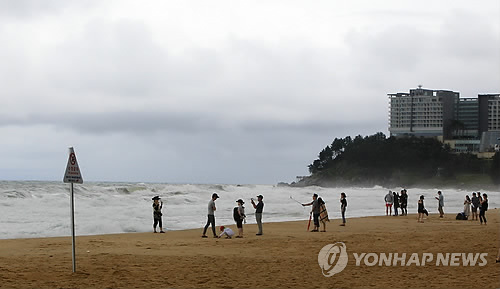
[456,212,467,220]
[233,207,240,222]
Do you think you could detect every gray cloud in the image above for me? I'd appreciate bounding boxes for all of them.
[0,0,97,19]
[0,1,498,184]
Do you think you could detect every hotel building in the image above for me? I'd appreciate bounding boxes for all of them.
[388,87,500,153]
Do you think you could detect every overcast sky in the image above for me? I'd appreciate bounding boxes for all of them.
[0,0,499,184]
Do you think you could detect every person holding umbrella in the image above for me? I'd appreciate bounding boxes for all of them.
[302,193,320,232]
[152,196,165,233]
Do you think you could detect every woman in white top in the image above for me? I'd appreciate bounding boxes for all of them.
[463,195,472,219]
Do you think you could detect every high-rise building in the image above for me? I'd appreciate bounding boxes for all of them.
[479,94,500,133]
[388,86,459,139]
[456,97,479,138]
[388,88,499,153]
[478,94,500,152]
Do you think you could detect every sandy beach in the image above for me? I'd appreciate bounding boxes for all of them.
[0,210,498,289]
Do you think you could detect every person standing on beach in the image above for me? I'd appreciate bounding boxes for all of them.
[435,191,444,218]
[463,195,472,219]
[384,191,393,216]
[302,193,320,232]
[478,192,483,211]
[234,199,246,238]
[251,195,264,236]
[340,192,347,226]
[479,194,488,225]
[417,195,425,223]
[202,193,219,238]
[471,192,480,221]
[318,197,329,232]
[400,189,408,216]
[393,191,400,216]
[152,196,165,233]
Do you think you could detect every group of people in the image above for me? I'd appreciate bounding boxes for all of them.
[385,190,440,222]
[463,192,489,225]
[301,192,347,232]
[152,192,348,236]
[384,189,408,216]
[383,189,490,225]
[152,188,491,236]
[200,193,265,238]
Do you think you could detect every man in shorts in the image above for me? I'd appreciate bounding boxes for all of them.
[385,191,394,216]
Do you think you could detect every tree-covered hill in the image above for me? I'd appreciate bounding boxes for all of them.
[296,132,499,189]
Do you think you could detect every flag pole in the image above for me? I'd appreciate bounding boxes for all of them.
[70,182,76,273]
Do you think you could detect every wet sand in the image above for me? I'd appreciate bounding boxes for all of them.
[0,210,499,288]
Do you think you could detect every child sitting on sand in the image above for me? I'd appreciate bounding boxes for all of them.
[218,226,235,239]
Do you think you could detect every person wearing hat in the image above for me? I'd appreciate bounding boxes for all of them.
[302,193,320,232]
[218,226,235,239]
[152,196,164,233]
[233,199,246,238]
[202,193,219,238]
[251,195,264,236]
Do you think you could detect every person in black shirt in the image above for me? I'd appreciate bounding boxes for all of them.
[471,192,480,221]
[479,193,488,225]
[417,195,425,223]
[400,189,408,216]
[152,196,165,233]
[251,195,264,235]
[393,191,400,216]
[340,192,347,226]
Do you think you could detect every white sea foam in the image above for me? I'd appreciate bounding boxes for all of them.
[0,181,498,239]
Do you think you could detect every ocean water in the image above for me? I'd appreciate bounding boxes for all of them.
[0,181,498,239]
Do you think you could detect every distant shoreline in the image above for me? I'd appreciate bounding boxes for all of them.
[290,175,500,192]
